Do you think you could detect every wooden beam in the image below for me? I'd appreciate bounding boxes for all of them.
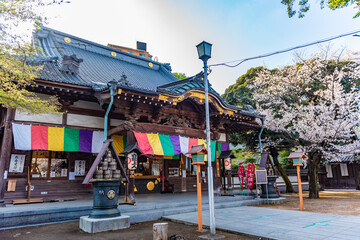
[0,109,15,206]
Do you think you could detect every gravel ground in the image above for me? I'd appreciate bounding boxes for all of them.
[0,220,258,240]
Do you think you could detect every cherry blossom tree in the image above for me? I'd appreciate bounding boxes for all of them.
[250,57,360,198]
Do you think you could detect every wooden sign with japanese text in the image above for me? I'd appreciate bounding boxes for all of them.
[9,154,25,173]
[255,169,267,184]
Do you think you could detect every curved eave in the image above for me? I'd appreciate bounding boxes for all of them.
[157,89,263,119]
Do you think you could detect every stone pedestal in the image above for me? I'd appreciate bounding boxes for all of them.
[80,215,130,233]
[90,180,121,218]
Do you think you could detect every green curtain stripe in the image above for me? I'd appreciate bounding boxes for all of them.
[123,136,127,150]
[159,134,175,156]
[64,128,79,151]
[211,141,216,162]
[217,142,222,156]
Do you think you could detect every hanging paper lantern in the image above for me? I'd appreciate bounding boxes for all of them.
[224,158,232,171]
[127,152,138,170]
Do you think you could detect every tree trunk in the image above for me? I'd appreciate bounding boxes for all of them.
[269,147,294,193]
[307,151,322,199]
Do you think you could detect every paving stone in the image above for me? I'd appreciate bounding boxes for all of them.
[164,206,360,240]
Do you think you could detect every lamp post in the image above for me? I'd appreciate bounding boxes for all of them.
[196,41,216,236]
[288,152,308,211]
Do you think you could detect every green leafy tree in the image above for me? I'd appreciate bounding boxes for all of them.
[223,67,263,108]
[0,0,62,114]
[281,0,360,18]
[173,72,187,80]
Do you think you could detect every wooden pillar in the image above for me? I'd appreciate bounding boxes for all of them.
[226,170,232,189]
[195,163,203,231]
[296,165,304,211]
[0,108,15,207]
[127,131,136,203]
[181,154,187,192]
[153,222,168,240]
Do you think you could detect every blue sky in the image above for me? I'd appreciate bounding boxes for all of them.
[41,0,360,94]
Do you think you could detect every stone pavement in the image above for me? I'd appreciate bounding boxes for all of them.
[164,206,360,240]
[0,192,284,229]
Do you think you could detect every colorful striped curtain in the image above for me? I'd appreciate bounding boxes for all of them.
[12,123,104,153]
[133,132,218,162]
[12,123,227,161]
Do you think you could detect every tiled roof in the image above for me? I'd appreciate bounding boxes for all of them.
[157,72,219,95]
[33,27,263,119]
[33,26,178,92]
[158,73,263,118]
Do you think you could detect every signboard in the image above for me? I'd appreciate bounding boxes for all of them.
[75,160,86,176]
[9,154,25,173]
[182,170,186,178]
[238,164,245,190]
[246,164,255,189]
[255,169,267,184]
[61,169,68,177]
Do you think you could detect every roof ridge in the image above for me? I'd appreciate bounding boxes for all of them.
[39,26,165,67]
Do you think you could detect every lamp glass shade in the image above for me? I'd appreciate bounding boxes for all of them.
[192,153,205,163]
[196,41,212,61]
[293,158,302,165]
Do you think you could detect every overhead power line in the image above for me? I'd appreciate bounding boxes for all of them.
[209,29,360,68]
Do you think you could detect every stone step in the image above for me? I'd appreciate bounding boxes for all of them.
[0,195,272,230]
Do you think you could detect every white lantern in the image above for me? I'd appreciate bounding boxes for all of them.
[224,158,232,171]
[127,152,138,170]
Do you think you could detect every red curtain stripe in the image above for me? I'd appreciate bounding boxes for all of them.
[31,125,48,150]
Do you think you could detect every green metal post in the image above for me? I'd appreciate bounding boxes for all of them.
[104,81,116,142]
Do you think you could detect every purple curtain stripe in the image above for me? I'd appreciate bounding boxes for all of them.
[170,135,181,156]
[79,129,93,153]
[221,143,229,152]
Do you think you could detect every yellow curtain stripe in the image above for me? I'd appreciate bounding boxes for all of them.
[111,135,124,155]
[147,133,164,155]
[198,138,207,161]
[48,127,64,151]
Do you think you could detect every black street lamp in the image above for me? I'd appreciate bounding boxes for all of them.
[196,41,217,237]
[196,41,212,62]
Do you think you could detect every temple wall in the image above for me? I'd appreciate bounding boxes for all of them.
[15,111,63,124]
[67,113,103,129]
[72,100,103,111]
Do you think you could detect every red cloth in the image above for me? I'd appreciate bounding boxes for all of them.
[133,132,154,155]
[187,138,199,158]
[31,125,48,150]
[246,164,255,189]
[238,165,245,190]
